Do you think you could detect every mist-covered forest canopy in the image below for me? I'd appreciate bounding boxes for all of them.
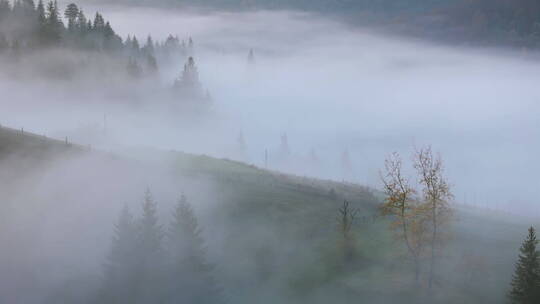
[1,0,540,303]
[0,0,211,105]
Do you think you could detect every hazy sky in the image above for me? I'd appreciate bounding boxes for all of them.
[3,3,540,214]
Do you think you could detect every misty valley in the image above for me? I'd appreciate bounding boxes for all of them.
[1,0,540,303]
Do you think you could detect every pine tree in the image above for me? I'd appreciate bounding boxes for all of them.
[103,21,114,38]
[510,227,540,304]
[92,12,104,31]
[64,3,78,30]
[143,35,154,55]
[167,194,222,303]
[101,206,139,303]
[44,0,63,45]
[131,35,139,55]
[102,21,121,51]
[138,189,163,258]
[176,56,200,87]
[75,8,86,32]
[124,34,132,48]
[36,0,45,26]
[135,189,166,303]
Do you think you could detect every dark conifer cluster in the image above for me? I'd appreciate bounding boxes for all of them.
[509,227,540,304]
[0,1,196,82]
[101,190,222,303]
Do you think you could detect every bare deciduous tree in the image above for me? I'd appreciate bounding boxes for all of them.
[380,152,426,285]
[413,146,453,291]
[338,200,358,263]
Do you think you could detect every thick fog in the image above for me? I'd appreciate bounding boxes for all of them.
[2,2,540,303]
[2,4,539,214]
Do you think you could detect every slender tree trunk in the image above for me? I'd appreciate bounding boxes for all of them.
[428,202,437,290]
[401,207,419,287]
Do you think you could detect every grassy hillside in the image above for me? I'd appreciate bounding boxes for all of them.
[0,125,536,303]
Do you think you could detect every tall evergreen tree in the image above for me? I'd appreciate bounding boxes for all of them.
[167,194,222,303]
[36,0,45,25]
[103,21,114,38]
[131,35,139,54]
[101,206,139,303]
[75,8,87,33]
[64,3,78,30]
[142,35,154,55]
[135,189,166,303]
[44,0,63,44]
[92,12,105,31]
[510,227,540,304]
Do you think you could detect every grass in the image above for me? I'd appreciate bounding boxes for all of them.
[0,125,536,303]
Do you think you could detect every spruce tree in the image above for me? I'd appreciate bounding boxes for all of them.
[36,0,45,26]
[167,194,221,303]
[64,3,78,30]
[135,189,166,303]
[131,35,139,55]
[101,206,139,303]
[510,227,540,304]
[92,12,104,31]
[143,35,154,55]
[44,0,62,45]
[75,8,86,33]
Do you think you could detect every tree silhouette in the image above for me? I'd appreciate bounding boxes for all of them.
[101,205,139,303]
[135,189,166,303]
[509,227,540,304]
[167,194,222,303]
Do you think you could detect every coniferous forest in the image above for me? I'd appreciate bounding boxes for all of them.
[1,0,540,303]
[0,0,210,104]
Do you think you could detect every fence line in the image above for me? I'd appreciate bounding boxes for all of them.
[0,123,91,151]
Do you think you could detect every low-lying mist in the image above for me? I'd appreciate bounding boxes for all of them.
[2,5,539,214]
[1,2,540,303]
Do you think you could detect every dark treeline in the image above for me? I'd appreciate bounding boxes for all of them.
[0,0,195,80]
[100,190,222,304]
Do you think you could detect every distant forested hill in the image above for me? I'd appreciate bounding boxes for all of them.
[93,0,540,48]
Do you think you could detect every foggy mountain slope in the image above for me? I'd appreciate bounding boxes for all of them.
[0,124,535,303]
[0,124,381,302]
